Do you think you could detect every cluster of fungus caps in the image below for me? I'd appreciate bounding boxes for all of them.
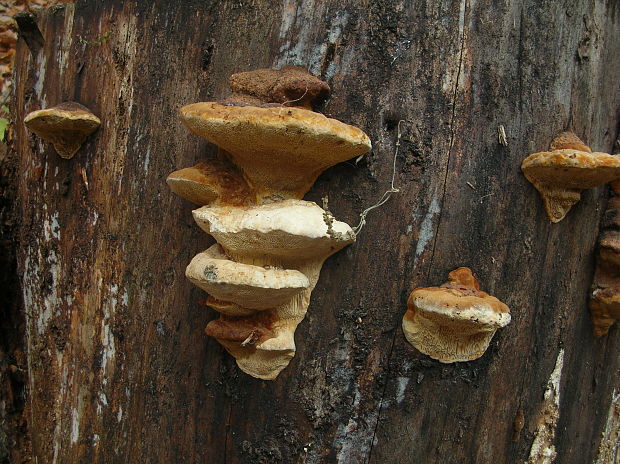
[589,186,620,336]
[402,268,511,363]
[167,66,371,380]
[521,132,620,335]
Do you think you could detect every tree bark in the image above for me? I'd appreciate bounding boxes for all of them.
[10,0,620,463]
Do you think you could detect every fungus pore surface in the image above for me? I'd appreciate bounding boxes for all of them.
[167,67,370,379]
[402,267,511,363]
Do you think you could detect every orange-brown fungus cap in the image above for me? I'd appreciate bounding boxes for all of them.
[440,267,482,293]
[205,312,277,345]
[549,131,592,152]
[521,132,620,222]
[166,158,254,206]
[227,66,330,110]
[175,67,369,201]
[24,102,100,159]
[179,102,371,199]
[402,267,510,363]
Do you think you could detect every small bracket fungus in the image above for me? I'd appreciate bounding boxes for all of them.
[227,66,330,110]
[166,158,253,206]
[521,132,620,223]
[24,102,101,159]
[589,195,620,336]
[402,267,511,363]
[167,67,370,379]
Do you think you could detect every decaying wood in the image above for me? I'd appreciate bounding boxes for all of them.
[0,136,30,462]
[9,1,620,463]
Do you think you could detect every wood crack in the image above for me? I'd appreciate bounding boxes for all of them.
[365,320,398,464]
[367,2,470,462]
[426,0,469,281]
[223,400,233,463]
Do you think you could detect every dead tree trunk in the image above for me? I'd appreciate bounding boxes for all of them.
[8,1,620,463]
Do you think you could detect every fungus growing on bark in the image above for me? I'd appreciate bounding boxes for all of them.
[166,158,253,206]
[590,288,620,337]
[191,200,355,259]
[227,66,330,110]
[179,102,370,201]
[589,196,620,336]
[521,132,620,223]
[402,267,511,363]
[167,67,370,379]
[24,102,100,159]
[186,243,311,310]
[186,202,354,379]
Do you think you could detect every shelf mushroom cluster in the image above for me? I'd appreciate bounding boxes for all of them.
[589,189,620,336]
[168,67,371,380]
[521,131,620,336]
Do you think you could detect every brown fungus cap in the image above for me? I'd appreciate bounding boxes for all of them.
[549,131,592,153]
[227,66,330,110]
[205,312,277,345]
[166,158,254,206]
[179,102,371,199]
[402,267,511,363]
[24,102,100,159]
[521,132,620,223]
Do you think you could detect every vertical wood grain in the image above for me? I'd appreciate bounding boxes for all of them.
[11,1,620,462]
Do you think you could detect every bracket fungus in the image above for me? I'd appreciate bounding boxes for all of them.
[521,132,620,223]
[167,67,370,379]
[24,102,100,159]
[179,101,370,201]
[166,158,253,206]
[227,66,330,110]
[402,267,511,363]
[589,195,620,336]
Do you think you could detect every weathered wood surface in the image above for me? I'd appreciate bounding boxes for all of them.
[10,0,620,462]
